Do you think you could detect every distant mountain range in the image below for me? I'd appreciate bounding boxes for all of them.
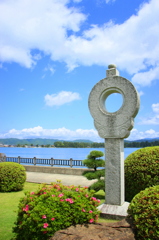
[125,138,159,143]
[0,138,93,145]
[0,137,159,146]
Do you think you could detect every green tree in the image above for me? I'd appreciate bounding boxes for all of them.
[45,144,51,148]
[54,141,65,147]
[82,150,105,192]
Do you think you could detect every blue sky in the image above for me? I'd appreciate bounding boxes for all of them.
[0,0,159,142]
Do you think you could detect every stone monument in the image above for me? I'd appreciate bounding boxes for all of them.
[88,64,140,218]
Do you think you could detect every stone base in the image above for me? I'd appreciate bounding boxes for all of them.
[97,202,130,220]
[50,219,135,240]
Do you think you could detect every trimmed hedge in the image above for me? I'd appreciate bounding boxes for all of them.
[128,185,159,240]
[0,162,26,192]
[124,146,159,202]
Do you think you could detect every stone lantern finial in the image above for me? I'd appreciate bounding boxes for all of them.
[106,64,119,77]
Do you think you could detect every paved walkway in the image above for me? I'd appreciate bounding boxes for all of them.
[26,172,96,187]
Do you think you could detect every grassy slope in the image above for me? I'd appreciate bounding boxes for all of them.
[0,182,40,240]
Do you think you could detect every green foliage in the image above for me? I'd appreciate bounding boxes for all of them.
[54,141,104,148]
[89,179,105,192]
[0,137,159,148]
[0,162,26,192]
[124,146,159,202]
[128,185,159,240]
[83,169,105,180]
[83,150,104,171]
[13,182,100,240]
[82,150,105,192]
[124,140,159,148]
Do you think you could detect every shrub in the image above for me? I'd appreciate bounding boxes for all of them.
[124,146,159,202]
[13,182,100,240]
[89,179,105,192]
[128,185,159,240]
[82,150,105,191]
[0,162,26,192]
[83,150,104,171]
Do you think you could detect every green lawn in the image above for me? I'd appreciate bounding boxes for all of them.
[0,182,40,240]
[0,183,117,240]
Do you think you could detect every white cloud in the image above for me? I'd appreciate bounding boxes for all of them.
[132,65,159,86]
[105,0,116,4]
[138,91,144,96]
[73,0,82,2]
[152,103,159,113]
[139,116,159,125]
[0,126,158,141]
[44,65,55,75]
[66,0,159,75]
[44,91,81,106]
[139,102,159,125]
[0,0,86,68]
[42,65,55,78]
[0,0,159,85]
[0,126,101,141]
[128,128,159,140]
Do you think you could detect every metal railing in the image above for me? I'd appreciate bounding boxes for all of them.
[5,156,85,168]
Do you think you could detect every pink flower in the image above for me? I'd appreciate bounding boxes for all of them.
[43,192,47,194]
[82,208,86,212]
[60,199,64,202]
[97,199,100,203]
[65,198,74,203]
[51,218,55,221]
[23,205,29,212]
[91,197,97,201]
[85,194,89,198]
[89,210,93,213]
[30,192,35,195]
[89,219,94,223]
[42,215,46,219]
[76,188,79,191]
[43,223,49,228]
[58,193,64,197]
[52,195,55,197]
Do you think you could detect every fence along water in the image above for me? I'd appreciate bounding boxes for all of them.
[4,156,85,168]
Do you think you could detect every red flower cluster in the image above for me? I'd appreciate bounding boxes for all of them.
[23,205,29,212]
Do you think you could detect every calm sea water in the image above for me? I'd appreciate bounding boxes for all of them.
[0,147,140,160]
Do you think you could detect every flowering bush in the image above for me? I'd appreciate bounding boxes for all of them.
[13,182,100,240]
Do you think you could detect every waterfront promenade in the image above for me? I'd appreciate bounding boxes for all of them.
[26,171,96,187]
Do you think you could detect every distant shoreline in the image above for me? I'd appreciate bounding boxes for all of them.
[0,138,159,149]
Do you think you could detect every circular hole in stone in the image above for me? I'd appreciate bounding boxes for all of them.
[105,93,123,113]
